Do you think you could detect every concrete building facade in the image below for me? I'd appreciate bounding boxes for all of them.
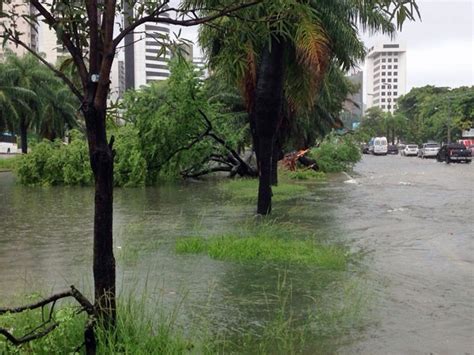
[365,42,407,113]
[124,5,171,90]
[0,0,38,61]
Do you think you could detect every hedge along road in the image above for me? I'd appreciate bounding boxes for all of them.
[337,154,473,354]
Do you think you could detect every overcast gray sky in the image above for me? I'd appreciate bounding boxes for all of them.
[172,0,474,90]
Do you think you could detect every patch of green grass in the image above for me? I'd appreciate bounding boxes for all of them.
[175,236,207,254]
[0,156,22,172]
[219,178,307,203]
[176,235,347,270]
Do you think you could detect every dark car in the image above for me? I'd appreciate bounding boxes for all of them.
[387,145,399,155]
[436,143,472,164]
[362,144,370,154]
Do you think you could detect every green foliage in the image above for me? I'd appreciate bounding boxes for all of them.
[0,53,78,143]
[122,60,247,182]
[62,132,92,185]
[0,156,21,171]
[16,129,147,187]
[395,85,474,144]
[0,305,86,354]
[219,178,307,203]
[112,126,147,187]
[17,140,66,185]
[309,134,361,173]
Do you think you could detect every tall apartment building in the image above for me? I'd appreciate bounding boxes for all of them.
[124,5,171,89]
[192,56,209,80]
[365,42,407,113]
[0,0,38,61]
[37,21,68,65]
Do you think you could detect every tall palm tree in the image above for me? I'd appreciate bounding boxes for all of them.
[199,0,419,214]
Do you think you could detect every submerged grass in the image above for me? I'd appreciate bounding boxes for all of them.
[0,272,371,354]
[176,235,347,270]
[284,169,326,181]
[219,178,307,203]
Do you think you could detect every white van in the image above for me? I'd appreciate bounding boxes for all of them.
[372,136,388,155]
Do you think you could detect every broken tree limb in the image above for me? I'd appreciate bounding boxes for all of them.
[0,285,96,353]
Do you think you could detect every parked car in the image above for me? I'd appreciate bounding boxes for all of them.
[436,143,472,164]
[401,144,419,156]
[387,145,399,155]
[418,143,440,159]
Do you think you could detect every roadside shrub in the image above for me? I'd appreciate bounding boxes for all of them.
[17,140,65,185]
[16,128,146,187]
[309,134,361,173]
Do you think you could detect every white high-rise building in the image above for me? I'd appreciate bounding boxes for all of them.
[37,21,68,65]
[365,42,407,113]
[0,0,38,61]
[124,6,171,89]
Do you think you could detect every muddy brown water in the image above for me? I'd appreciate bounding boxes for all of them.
[0,155,472,353]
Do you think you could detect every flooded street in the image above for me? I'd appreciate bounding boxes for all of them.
[340,155,474,354]
[0,154,473,353]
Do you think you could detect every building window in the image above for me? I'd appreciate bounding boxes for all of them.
[382,65,386,69]
[381,78,386,82]
[387,105,391,109]
[381,105,386,109]
[387,78,392,82]
[381,92,385,96]
[388,58,392,63]
[381,85,385,89]
[393,85,398,89]
[388,65,392,69]
[393,98,397,102]
[394,92,398,96]
[382,72,386,76]
[381,98,386,102]
[394,78,398,82]
[394,65,398,69]
[382,58,386,62]
[394,58,398,62]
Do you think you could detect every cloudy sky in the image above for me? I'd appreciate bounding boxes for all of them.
[172,0,474,91]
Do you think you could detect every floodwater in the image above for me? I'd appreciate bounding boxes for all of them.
[0,155,473,353]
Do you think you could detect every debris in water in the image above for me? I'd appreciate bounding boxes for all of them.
[387,208,406,213]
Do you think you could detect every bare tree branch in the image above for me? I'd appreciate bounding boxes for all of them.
[112,0,261,50]
[30,0,89,89]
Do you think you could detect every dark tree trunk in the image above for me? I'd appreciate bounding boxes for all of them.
[83,106,116,328]
[271,137,283,186]
[253,36,286,215]
[19,118,28,154]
